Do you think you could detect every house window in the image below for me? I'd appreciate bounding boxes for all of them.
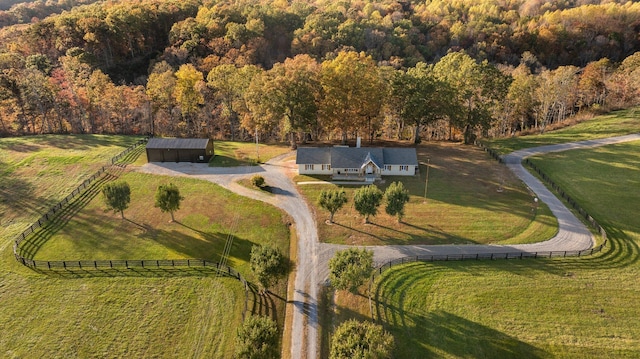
[305,164,314,170]
[322,164,331,171]
[384,165,392,171]
[400,165,409,171]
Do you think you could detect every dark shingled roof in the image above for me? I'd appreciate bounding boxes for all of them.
[330,147,384,168]
[296,147,331,164]
[146,138,211,150]
[382,148,418,165]
[296,147,418,167]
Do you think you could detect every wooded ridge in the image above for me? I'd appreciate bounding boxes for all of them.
[0,0,638,143]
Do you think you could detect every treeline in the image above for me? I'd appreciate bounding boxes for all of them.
[0,0,639,143]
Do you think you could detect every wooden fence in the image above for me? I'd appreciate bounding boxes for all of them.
[369,142,613,319]
[524,158,608,240]
[368,243,608,320]
[12,137,148,260]
[11,137,252,319]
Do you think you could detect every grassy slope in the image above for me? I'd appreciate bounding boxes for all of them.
[487,107,640,154]
[31,171,291,276]
[0,135,143,242]
[0,270,244,358]
[355,115,640,357]
[298,142,557,245]
[0,135,290,358]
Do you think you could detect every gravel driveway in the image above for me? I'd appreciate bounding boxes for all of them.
[138,133,640,359]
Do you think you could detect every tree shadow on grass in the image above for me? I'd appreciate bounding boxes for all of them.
[16,171,121,260]
[372,264,549,359]
[372,221,477,244]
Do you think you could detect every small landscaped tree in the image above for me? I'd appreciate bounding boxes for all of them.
[102,181,130,219]
[353,184,383,224]
[330,319,394,359]
[329,248,373,293]
[317,188,348,223]
[251,175,265,188]
[235,315,279,359]
[250,245,287,293]
[154,183,184,222]
[384,181,410,222]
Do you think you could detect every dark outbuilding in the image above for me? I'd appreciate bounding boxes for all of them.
[145,138,214,163]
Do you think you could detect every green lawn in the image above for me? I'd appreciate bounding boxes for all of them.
[298,142,557,245]
[486,107,640,154]
[0,270,245,358]
[210,140,291,166]
[0,134,143,242]
[30,171,291,277]
[363,139,640,358]
[1,135,290,358]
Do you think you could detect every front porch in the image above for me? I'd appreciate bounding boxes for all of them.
[331,173,380,182]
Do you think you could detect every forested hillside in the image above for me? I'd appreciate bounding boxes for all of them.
[0,0,639,143]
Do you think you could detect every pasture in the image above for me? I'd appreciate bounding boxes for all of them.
[0,135,290,358]
[331,125,640,357]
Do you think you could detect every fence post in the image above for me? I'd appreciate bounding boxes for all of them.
[47,261,51,269]
[94,261,97,268]
[79,261,82,269]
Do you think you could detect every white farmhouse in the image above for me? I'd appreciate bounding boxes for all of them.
[296,146,419,181]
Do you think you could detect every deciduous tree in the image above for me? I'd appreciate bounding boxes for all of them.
[102,181,130,219]
[330,319,394,359]
[320,51,383,144]
[250,245,287,292]
[318,188,347,223]
[384,181,410,222]
[174,64,204,136]
[154,183,184,222]
[235,315,279,359]
[353,184,383,224]
[329,248,373,292]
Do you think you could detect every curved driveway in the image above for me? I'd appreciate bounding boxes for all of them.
[138,133,640,359]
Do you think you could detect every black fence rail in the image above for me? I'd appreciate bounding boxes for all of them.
[369,142,613,320]
[10,136,252,320]
[19,257,251,320]
[12,137,148,260]
[475,141,505,163]
[368,243,608,320]
[524,158,608,240]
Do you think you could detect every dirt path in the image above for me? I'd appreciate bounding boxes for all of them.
[138,133,640,359]
[138,153,320,359]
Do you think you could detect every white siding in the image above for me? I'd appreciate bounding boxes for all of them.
[381,165,417,176]
[298,164,332,175]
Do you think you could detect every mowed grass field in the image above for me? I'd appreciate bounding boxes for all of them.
[210,140,291,166]
[0,135,290,358]
[297,142,557,245]
[487,107,640,154]
[335,124,640,357]
[0,135,143,242]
